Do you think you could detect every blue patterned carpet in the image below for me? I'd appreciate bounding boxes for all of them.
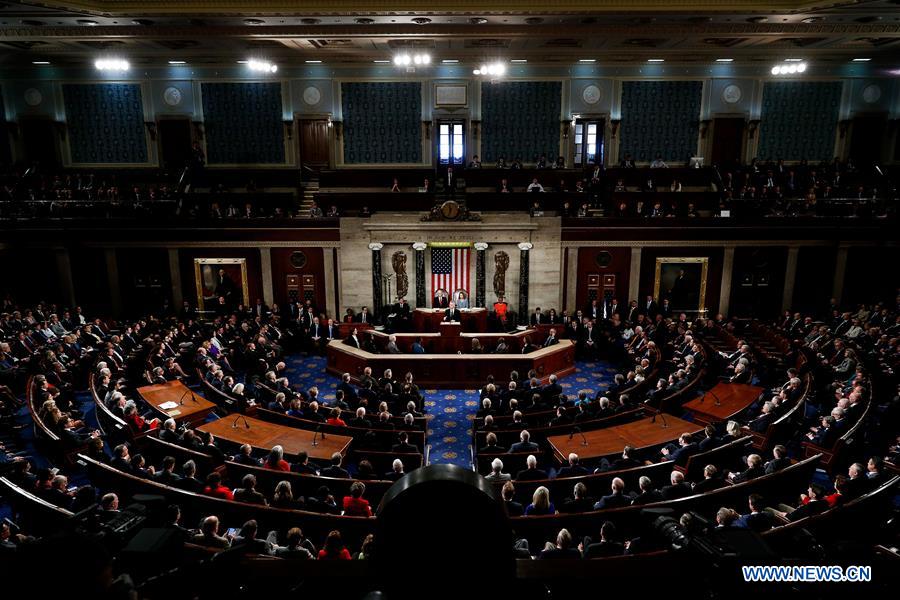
[285,355,619,469]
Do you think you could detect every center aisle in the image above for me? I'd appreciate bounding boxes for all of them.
[287,355,619,470]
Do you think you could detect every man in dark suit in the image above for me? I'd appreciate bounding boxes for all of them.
[320,453,350,479]
[433,291,449,308]
[556,453,589,478]
[659,298,673,319]
[764,445,792,474]
[782,484,829,522]
[630,475,663,505]
[355,307,374,325]
[661,433,699,466]
[698,425,722,452]
[515,455,547,481]
[541,374,562,404]
[559,482,595,514]
[530,308,547,326]
[585,299,602,321]
[644,295,659,318]
[391,431,419,454]
[509,430,539,453]
[583,521,625,558]
[737,494,777,532]
[749,401,778,433]
[661,471,693,500]
[542,328,559,348]
[592,478,632,510]
[443,302,462,322]
[730,454,765,483]
[692,465,725,494]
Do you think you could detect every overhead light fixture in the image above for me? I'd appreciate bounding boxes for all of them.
[236,60,248,64]
[247,59,278,73]
[771,61,807,75]
[373,60,391,63]
[578,59,596,63]
[715,58,733,63]
[647,58,665,63]
[441,59,459,63]
[473,61,505,77]
[32,60,51,65]
[168,60,186,65]
[305,60,322,63]
[94,58,130,71]
[852,58,871,62]
[510,59,527,63]
[393,53,430,67]
[784,58,803,62]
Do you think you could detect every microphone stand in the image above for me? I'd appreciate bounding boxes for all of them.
[646,403,669,428]
[231,414,250,429]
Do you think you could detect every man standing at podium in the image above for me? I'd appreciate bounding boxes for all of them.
[443,301,462,323]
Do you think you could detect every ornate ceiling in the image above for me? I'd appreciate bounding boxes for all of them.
[0,0,897,66]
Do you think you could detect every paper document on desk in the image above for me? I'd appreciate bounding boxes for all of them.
[159,401,179,410]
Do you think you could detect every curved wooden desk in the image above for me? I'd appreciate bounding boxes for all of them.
[326,338,576,388]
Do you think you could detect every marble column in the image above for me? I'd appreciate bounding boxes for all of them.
[369,243,384,314]
[628,247,641,302]
[168,249,183,309]
[413,242,427,308]
[781,246,800,312]
[259,247,274,307]
[104,248,122,316]
[719,246,735,317]
[517,242,532,325]
[474,242,488,308]
[55,248,76,308]
[832,245,849,304]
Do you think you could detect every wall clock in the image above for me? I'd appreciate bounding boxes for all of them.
[722,84,742,104]
[303,86,322,106]
[163,86,183,107]
[582,84,602,105]
[24,88,43,107]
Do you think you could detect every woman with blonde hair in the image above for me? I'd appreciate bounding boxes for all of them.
[525,486,557,516]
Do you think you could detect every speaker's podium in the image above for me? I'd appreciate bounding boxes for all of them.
[439,321,462,338]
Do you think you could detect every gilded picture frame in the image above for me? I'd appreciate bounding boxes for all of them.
[194,258,250,313]
[653,257,709,314]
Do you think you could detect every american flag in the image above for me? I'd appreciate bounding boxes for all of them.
[431,247,470,297]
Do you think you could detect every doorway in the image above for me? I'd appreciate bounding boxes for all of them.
[19,118,60,169]
[158,118,193,170]
[849,114,887,168]
[710,117,745,167]
[298,118,330,168]
[574,118,604,167]
[436,120,465,166]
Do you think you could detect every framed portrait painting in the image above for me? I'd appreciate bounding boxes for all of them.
[653,257,709,314]
[194,258,250,313]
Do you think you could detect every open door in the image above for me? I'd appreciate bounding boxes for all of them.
[710,117,745,167]
[158,118,193,170]
[298,118,330,168]
[19,117,60,169]
[849,114,887,168]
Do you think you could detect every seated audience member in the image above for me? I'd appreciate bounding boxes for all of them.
[192,516,230,549]
[321,452,350,478]
[509,430,539,453]
[525,486,557,516]
[233,474,267,505]
[583,521,625,558]
[203,472,234,501]
[593,477,631,510]
[501,481,524,516]
[539,528,580,559]
[486,458,511,481]
[342,481,373,517]
[318,530,352,560]
[516,455,548,481]
[264,445,291,472]
[556,453,588,478]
